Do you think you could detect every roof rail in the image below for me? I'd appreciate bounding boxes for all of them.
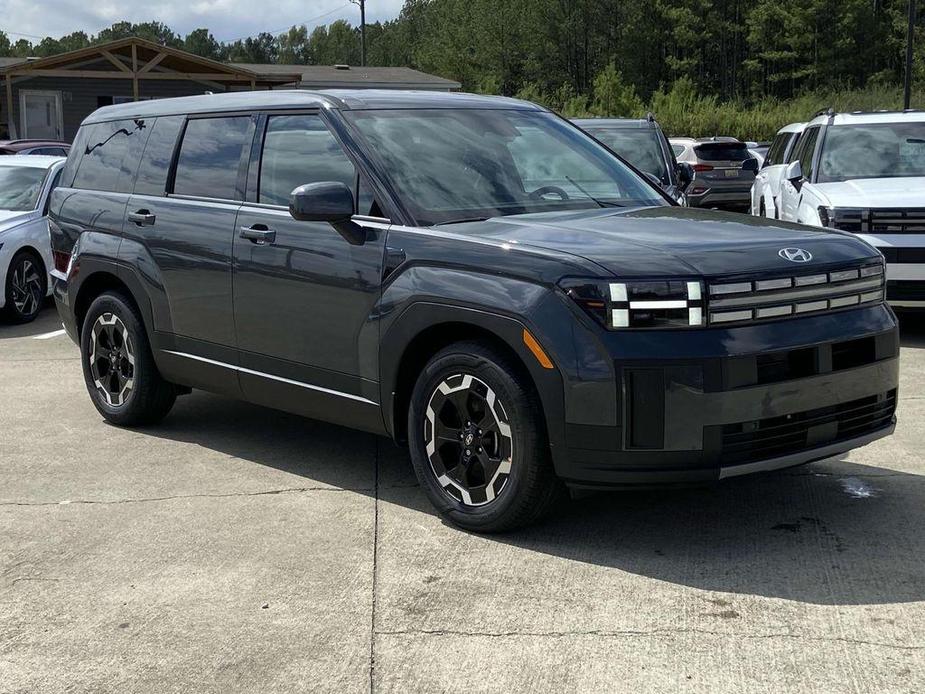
[846,108,925,115]
[812,106,836,119]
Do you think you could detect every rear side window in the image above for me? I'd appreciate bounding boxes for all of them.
[694,142,751,162]
[73,119,149,193]
[258,114,355,206]
[134,115,184,196]
[173,116,251,200]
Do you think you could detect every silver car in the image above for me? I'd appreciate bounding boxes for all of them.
[670,137,758,210]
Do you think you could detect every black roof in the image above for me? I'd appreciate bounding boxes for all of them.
[84,89,543,124]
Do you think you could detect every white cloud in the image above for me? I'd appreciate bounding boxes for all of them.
[5,0,405,43]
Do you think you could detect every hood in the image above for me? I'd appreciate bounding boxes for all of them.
[449,206,879,278]
[0,209,39,231]
[814,177,925,208]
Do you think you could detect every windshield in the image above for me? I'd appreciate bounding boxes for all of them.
[346,109,666,225]
[817,122,925,182]
[583,126,670,185]
[0,166,48,211]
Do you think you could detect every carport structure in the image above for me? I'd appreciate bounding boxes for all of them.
[0,37,300,140]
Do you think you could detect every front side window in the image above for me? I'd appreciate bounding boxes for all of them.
[765,133,788,166]
[797,127,820,178]
[258,114,355,206]
[0,166,49,211]
[817,121,925,182]
[584,127,670,184]
[784,132,803,163]
[347,108,664,226]
[173,116,251,200]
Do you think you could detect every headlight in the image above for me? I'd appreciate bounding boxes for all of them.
[817,207,865,232]
[560,278,705,329]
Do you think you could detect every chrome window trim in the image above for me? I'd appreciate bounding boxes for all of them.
[163,350,378,406]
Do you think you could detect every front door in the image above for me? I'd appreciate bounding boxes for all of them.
[21,91,63,140]
[232,112,387,429]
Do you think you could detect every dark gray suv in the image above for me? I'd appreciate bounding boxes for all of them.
[49,90,898,532]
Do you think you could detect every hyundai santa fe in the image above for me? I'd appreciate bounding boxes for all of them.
[49,90,899,532]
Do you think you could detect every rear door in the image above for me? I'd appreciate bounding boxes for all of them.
[121,113,254,394]
[231,111,387,430]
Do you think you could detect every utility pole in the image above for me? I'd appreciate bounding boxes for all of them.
[904,0,917,109]
[350,0,367,66]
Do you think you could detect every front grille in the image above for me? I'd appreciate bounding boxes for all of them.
[881,247,925,264]
[707,262,885,325]
[718,390,896,465]
[834,208,925,234]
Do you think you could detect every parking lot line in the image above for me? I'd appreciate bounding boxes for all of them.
[32,328,66,340]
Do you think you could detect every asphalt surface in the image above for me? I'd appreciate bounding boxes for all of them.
[1,305,923,693]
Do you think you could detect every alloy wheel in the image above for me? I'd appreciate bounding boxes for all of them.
[10,258,43,317]
[88,313,136,407]
[424,373,514,506]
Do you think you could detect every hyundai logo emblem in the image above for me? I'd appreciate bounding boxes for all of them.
[779,247,813,263]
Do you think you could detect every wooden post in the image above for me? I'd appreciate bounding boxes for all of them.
[131,43,139,101]
[5,75,15,139]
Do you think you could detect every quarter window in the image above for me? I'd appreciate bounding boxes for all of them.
[173,117,251,200]
[258,115,355,206]
[73,119,149,193]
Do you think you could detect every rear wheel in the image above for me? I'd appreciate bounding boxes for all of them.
[80,291,176,426]
[408,341,561,532]
[3,250,46,324]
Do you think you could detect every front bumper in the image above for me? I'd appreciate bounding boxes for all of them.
[556,304,899,487]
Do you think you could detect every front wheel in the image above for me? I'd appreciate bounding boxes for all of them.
[80,291,177,426]
[408,341,561,532]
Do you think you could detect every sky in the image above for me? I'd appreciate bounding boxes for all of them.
[2,0,405,44]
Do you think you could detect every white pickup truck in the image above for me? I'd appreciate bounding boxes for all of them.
[778,110,925,307]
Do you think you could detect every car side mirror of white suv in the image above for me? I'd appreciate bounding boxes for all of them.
[785,160,803,183]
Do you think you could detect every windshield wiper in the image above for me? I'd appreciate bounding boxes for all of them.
[564,176,624,208]
[436,216,491,225]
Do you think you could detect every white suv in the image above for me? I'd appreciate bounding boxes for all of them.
[778,110,925,307]
[750,121,804,218]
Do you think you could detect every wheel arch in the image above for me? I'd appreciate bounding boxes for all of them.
[380,304,566,456]
[72,268,152,341]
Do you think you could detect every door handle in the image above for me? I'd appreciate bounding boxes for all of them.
[127,210,156,226]
[239,225,276,245]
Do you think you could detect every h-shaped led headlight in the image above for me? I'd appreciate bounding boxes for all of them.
[560,278,705,329]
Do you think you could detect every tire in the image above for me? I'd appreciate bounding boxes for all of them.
[80,291,176,426]
[3,249,46,324]
[408,341,562,532]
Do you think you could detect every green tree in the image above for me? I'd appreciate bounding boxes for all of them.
[590,63,644,116]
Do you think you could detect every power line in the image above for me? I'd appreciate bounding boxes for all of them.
[225,3,350,43]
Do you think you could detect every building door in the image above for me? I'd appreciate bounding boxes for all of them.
[20,90,63,140]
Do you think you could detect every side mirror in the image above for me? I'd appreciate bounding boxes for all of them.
[289,181,354,223]
[742,157,759,173]
[785,160,803,182]
[642,171,664,189]
[677,162,694,188]
[289,181,366,245]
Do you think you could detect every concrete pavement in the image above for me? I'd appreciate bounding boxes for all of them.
[1,306,923,693]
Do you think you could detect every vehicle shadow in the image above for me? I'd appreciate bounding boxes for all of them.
[140,390,924,607]
[0,300,58,339]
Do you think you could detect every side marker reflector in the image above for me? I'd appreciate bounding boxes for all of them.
[522,329,554,370]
